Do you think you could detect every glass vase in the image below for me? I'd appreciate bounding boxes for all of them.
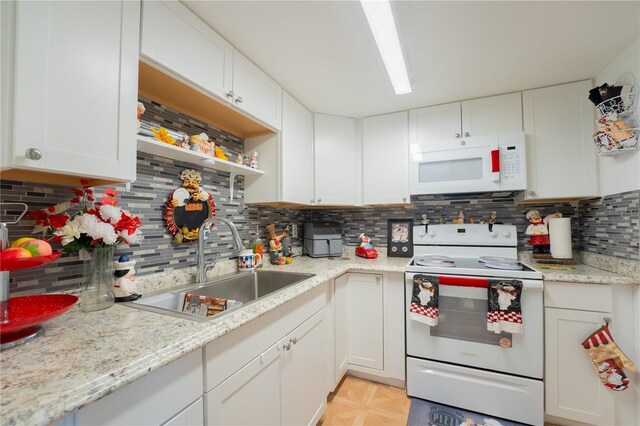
[80,246,115,312]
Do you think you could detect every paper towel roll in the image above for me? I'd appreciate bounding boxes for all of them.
[548,218,572,259]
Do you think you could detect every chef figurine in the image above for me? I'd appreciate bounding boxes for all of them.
[489,211,498,224]
[250,151,259,169]
[525,210,550,254]
[136,102,145,133]
[421,214,429,225]
[359,233,374,249]
[113,255,141,302]
[451,211,465,224]
[266,224,287,264]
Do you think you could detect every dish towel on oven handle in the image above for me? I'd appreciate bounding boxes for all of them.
[409,275,439,326]
[487,279,523,334]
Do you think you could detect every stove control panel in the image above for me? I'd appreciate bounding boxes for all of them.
[414,224,517,247]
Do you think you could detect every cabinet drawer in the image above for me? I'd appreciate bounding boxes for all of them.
[545,282,612,312]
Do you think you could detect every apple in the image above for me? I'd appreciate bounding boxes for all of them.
[18,239,53,256]
[0,247,33,262]
[11,237,35,248]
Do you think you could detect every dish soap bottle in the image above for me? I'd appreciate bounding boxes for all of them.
[253,226,264,259]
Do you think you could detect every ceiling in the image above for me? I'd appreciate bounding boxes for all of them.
[183,1,640,118]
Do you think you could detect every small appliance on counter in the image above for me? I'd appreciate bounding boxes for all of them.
[303,223,342,258]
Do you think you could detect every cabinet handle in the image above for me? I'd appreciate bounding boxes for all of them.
[376,276,381,283]
[316,198,321,204]
[529,190,537,197]
[455,133,461,138]
[283,342,292,351]
[235,96,243,104]
[25,148,42,161]
[464,132,470,137]
[402,197,407,203]
[226,91,234,100]
[290,337,298,345]
[310,200,315,205]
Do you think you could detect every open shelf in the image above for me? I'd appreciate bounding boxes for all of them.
[137,135,264,177]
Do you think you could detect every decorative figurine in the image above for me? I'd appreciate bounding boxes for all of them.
[451,211,465,224]
[356,233,378,259]
[113,254,141,302]
[165,169,215,245]
[214,146,228,161]
[525,210,550,254]
[136,102,145,134]
[439,216,446,224]
[181,135,190,150]
[469,216,476,224]
[235,153,243,164]
[152,126,178,146]
[266,224,289,265]
[421,214,429,225]
[489,211,498,224]
[250,151,259,169]
[189,137,201,151]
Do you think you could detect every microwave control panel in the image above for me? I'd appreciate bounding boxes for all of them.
[499,144,526,189]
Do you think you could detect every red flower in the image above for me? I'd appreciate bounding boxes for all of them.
[114,214,142,235]
[101,195,116,206]
[48,214,69,229]
[47,206,56,213]
[87,196,95,202]
[72,189,83,196]
[85,188,93,195]
[51,235,63,243]
[105,188,118,197]
[80,178,90,186]
[70,197,80,204]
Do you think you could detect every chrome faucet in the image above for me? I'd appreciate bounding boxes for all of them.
[197,216,244,283]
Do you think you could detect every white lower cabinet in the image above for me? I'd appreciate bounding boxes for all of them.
[334,272,405,388]
[76,350,203,425]
[206,344,281,426]
[165,398,204,426]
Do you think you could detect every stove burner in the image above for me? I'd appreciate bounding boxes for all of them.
[415,255,456,267]
[478,256,519,264]
[484,261,523,270]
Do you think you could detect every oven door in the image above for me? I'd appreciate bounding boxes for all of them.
[405,273,543,379]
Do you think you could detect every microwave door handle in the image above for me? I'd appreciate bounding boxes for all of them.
[491,146,500,182]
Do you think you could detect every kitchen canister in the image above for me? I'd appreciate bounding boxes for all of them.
[548,217,572,259]
[237,249,262,270]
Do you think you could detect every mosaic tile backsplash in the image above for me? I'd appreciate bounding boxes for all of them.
[1,99,637,294]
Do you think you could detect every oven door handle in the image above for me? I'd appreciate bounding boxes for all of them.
[438,275,488,288]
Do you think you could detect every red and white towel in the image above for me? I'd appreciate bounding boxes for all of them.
[487,279,524,334]
[409,275,439,326]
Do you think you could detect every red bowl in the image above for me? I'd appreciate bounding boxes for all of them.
[0,252,62,271]
[0,294,78,334]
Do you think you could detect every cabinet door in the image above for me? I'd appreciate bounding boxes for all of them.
[461,93,523,137]
[347,274,384,370]
[12,0,138,181]
[281,309,327,426]
[409,102,462,145]
[140,1,233,101]
[314,114,359,206]
[164,398,203,426]
[334,275,349,385]
[545,308,615,425]
[281,91,314,204]
[76,350,203,425]
[232,50,282,130]
[206,343,281,426]
[362,111,409,205]
[522,80,598,200]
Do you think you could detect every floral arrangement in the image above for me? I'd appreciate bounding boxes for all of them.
[28,179,143,253]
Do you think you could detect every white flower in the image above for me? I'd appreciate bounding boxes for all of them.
[53,217,82,246]
[99,204,122,224]
[119,228,143,245]
[77,214,118,245]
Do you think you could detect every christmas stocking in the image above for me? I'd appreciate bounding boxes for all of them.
[582,326,637,391]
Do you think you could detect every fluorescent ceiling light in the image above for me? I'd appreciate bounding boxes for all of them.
[360,0,412,95]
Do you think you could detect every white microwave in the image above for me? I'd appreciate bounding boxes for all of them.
[409,132,527,195]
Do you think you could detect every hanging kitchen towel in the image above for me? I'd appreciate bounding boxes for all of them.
[409,275,439,326]
[487,280,523,334]
[582,325,637,391]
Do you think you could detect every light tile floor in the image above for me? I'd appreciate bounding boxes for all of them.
[318,376,411,426]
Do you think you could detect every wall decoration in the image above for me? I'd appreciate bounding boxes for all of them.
[164,169,215,245]
[387,218,413,258]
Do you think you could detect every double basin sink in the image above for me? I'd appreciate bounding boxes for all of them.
[127,270,314,322]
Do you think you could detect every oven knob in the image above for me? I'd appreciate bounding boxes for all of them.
[428,230,436,237]
[503,230,512,238]
[490,231,498,238]
[418,232,426,238]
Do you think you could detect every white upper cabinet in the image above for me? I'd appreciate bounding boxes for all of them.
[140,0,233,102]
[314,114,359,206]
[280,91,315,204]
[362,111,410,205]
[519,80,598,201]
[6,0,139,184]
[140,1,281,130]
[410,92,523,146]
[232,50,282,130]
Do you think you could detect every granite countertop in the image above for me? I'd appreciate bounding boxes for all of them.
[1,252,635,425]
[0,254,408,426]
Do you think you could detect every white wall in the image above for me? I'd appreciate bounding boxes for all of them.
[594,37,640,196]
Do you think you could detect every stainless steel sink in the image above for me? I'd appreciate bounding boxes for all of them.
[125,270,314,322]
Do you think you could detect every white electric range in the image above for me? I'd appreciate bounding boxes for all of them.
[405,223,544,425]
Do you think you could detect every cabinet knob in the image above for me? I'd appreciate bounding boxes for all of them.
[316,198,321,204]
[226,91,234,100]
[460,140,466,146]
[310,200,315,205]
[464,132,470,137]
[529,190,537,197]
[402,197,407,203]
[25,148,42,161]
[455,133,461,138]
[283,342,291,351]
[290,337,298,345]
[376,276,381,283]
[235,96,243,104]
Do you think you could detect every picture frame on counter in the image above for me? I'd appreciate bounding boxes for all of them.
[387,219,414,258]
